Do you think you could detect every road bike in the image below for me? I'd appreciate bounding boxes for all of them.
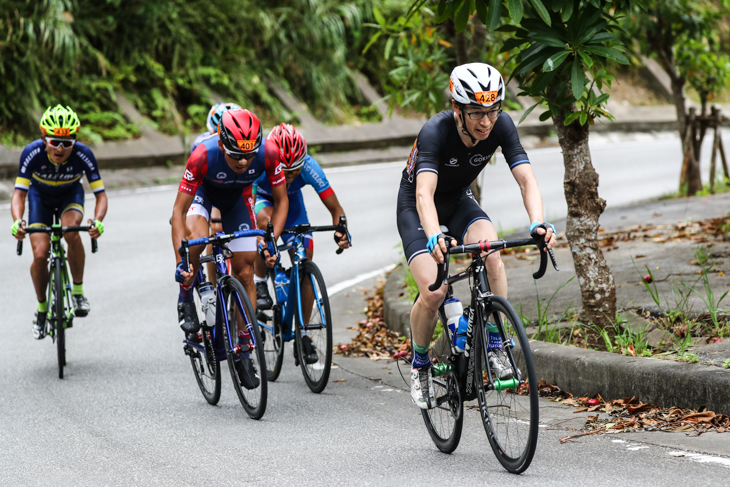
[16,215,97,379]
[179,228,270,419]
[257,216,349,393]
[418,229,558,474]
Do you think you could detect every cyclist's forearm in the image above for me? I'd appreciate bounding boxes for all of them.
[415,192,441,237]
[513,165,544,224]
[171,192,194,263]
[11,190,26,222]
[321,193,345,225]
[415,173,440,237]
[92,192,108,222]
[270,186,289,238]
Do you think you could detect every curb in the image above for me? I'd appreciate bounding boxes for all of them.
[382,266,730,416]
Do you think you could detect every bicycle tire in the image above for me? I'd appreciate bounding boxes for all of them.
[53,257,65,379]
[474,295,538,474]
[222,277,267,419]
[189,328,222,405]
[294,260,332,393]
[419,310,464,453]
[261,268,285,381]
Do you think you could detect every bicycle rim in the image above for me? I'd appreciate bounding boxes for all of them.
[260,269,285,381]
[475,295,538,474]
[53,257,65,379]
[223,278,267,419]
[295,261,332,393]
[189,329,221,405]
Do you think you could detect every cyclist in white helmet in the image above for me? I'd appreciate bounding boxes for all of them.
[396,63,556,409]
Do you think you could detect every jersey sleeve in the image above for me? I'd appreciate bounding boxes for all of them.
[263,140,285,188]
[76,144,105,193]
[14,141,43,192]
[302,156,334,200]
[496,113,530,170]
[178,144,208,195]
[412,114,449,178]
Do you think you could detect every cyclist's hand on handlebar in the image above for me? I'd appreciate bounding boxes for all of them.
[530,222,556,250]
[175,261,193,284]
[88,219,104,239]
[11,219,26,240]
[257,238,279,268]
[427,232,454,264]
[334,230,350,250]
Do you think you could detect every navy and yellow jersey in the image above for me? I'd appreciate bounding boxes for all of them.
[15,139,105,197]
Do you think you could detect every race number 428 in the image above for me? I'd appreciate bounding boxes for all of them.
[475,91,498,104]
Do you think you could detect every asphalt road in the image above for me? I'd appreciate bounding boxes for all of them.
[1,133,729,485]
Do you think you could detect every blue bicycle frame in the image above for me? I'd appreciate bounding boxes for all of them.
[183,230,264,362]
[258,234,326,342]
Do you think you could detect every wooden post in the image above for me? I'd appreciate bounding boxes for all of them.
[719,108,729,181]
[709,107,720,194]
[720,136,729,180]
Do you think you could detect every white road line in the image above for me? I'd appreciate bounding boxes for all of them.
[669,451,730,468]
[327,263,397,297]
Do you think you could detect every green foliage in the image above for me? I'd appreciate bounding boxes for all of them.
[625,0,730,106]
[0,0,374,142]
[364,5,452,117]
[376,1,641,128]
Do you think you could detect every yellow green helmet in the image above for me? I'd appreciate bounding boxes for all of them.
[39,105,81,136]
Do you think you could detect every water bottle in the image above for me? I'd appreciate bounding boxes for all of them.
[274,270,290,303]
[443,297,463,352]
[454,307,469,353]
[198,281,216,327]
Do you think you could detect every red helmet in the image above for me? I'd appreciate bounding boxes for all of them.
[268,123,307,170]
[218,109,262,157]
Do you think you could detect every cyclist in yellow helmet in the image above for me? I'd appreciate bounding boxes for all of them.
[10,105,108,339]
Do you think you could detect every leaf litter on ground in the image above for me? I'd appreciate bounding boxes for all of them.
[334,279,410,361]
[529,380,730,442]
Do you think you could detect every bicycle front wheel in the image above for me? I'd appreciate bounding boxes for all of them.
[294,261,332,393]
[475,294,538,474]
[52,257,66,379]
[260,268,285,381]
[222,278,267,419]
[189,329,221,405]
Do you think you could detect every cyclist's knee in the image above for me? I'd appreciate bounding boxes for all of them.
[64,231,82,246]
[417,286,447,313]
[485,251,504,276]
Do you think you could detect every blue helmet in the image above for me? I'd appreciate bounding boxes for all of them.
[206,102,242,133]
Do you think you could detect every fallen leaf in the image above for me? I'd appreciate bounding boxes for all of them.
[332,378,346,383]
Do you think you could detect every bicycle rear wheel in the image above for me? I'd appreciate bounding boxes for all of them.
[419,310,464,453]
[222,278,267,419]
[260,269,285,381]
[52,257,65,379]
[294,260,332,393]
[474,295,538,474]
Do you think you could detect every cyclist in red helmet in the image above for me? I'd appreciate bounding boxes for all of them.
[252,124,349,321]
[171,109,288,341]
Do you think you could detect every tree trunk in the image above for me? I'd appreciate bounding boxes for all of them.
[552,107,616,328]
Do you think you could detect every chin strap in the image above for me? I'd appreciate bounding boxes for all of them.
[458,108,477,145]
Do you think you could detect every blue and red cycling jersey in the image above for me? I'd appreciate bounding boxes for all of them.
[254,154,333,202]
[178,134,285,209]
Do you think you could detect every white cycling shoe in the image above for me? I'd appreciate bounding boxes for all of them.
[410,367,435,410]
